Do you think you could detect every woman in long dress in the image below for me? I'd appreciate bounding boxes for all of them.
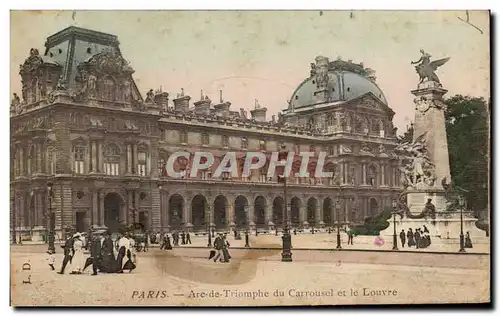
[70,234,85,274]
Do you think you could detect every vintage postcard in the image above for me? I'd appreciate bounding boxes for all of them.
[10,10,490,307]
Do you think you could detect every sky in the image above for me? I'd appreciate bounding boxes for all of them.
[10,10,490,133]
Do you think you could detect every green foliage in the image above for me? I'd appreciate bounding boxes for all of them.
[351,206,393,236]
[444,95,489,216]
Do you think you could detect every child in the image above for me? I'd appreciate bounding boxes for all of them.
[46,250,55,271]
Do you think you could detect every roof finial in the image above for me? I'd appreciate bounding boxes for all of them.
[220,90,223,103]
[200,90,204,101]
[180,88,184,96]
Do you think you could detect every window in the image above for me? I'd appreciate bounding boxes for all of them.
[104,144,120,176]
[294,143,300,154]
[27,145,35,175]
[222,171,230,180]
[73,145,85,174]
[277,141,285,150]
[259,140,266,151]
[137,151,147,176]
[179,131,188,144]
[46,146,56,175]
[241,137,248,149]
[201,170,210,180]
[259,168,267,182]
[368,165,377,187]
[222,135,229,148]
[326,115,334,127]
[201,132,210,145]
[328,146,335,156]
[100,77,115,100]
[158,153,168,177]
[309,144,316,154]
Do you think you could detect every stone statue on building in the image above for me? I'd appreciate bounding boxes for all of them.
[239,108,247,120]
[87,73,97,98]
[411,49,450,84]
[310,63,316,77]
[11,93,20,108]
[55,75,67,91]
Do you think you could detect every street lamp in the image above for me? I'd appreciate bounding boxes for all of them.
[278,145,292,262]
[391,199,399,251]
[335,200,342,249]
[47,182,55,253]
[458,195,466,253]
[244,205,250,248]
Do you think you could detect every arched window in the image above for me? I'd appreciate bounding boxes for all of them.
[100,76,116,100]
[326,114,334,127]
[104,143,120,176]
[72,145,86,174]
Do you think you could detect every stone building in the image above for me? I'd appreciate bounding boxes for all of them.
[10,26,402,240]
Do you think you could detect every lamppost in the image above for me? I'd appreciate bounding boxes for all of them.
[335,200,342,249]
[244,205,250,248]
[458,195,466,253]
[391,199,399,251]
[11,194,16,244]
[278,145,292,262]
[47,182,55,253]
[311,219,315,234]
[206,222,212,247]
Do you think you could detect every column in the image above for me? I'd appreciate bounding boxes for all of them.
[91,141,97,172]
[226,201,235,226]
[265,204,272,225]
[164,193,170,230]
[35,190,43,226]
[300,205,307,223]
[99,191,105,226]
[35,143,42,173]
[381,164,386,185]
[98,141,103,173]
[340,162,344,184]
[132,143,138,175]
[92,191,98,225]
[362,164,367,184]
[248,203,255,225]
[19,147,24,175]
[126,144,132,174]
[127,190,133,225]
[315,201,322,225]
[183,199,191,226]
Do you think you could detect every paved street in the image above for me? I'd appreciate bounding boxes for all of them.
[11,245,490,306]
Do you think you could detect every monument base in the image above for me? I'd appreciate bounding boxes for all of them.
[381,211,487,241]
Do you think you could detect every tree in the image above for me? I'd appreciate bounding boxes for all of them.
[444,95,489,217]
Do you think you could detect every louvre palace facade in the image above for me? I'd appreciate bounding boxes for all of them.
[10,26,402,240]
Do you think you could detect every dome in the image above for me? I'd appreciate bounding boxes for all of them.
[288,58,387,110]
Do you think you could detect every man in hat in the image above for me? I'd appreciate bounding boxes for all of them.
[84,230,103,275]
[57,233,75,274]
[212,233,224,263]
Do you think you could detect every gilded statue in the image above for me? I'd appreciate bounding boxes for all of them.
[411,49,450,84]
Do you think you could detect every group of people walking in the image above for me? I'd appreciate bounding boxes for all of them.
[209,233,231,263]
[400,226,432,249]
[49,230,137,275]
[157,231,192,250]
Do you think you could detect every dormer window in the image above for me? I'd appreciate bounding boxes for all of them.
[259,140,266,151]
[221,135,229,148]
[295,95,299,100]
[201,132,210,145]
[241,137,248,149]
[87,47,92,54]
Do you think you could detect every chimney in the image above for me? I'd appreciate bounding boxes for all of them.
[154,92,169,111]
[173,88,190,113]
[193,90,211,115]
[250,107,267,122]
[313,56,330,103]
[213,90,231,117]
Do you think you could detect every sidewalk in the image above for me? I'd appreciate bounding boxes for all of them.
[153,232,491,255]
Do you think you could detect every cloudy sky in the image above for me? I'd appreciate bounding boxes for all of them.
[10,10,490,132]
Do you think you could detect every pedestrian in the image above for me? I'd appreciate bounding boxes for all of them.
[160,233,167,250]
[186,232,192,244]
[84,231,102,275]
[221,233,231,263]
[165,234,172,250]
[46,250,55,271]
[415,229,421,249]
[407,228,415,247]
[181,231,186,245]
[70,233,85,274]
[465,232,473,248]
[57,234,74,274]
[347,227,354,245]
[400,229,406,248]
[212,233,223,262]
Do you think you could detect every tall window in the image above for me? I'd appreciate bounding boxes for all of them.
[46,146,56,175]
[179,131,188,144]
[27,145,35,175]
[309,144,316,154]
[241,137,248,149]
[328,146,335,156]
[221,135,229,148]
[104,144,120,176]
[201,132,210,145]
[137,151,148,176]
[73,145,86,174]
[259,140,266,151]
[100,77,115,100]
